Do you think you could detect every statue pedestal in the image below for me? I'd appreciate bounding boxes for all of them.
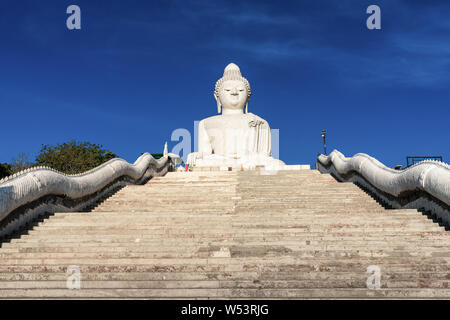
[189,164,310,172]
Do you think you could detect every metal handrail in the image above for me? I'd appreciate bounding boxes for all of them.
[406,156,443,167]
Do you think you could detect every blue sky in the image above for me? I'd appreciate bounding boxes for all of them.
[0,0,449,167]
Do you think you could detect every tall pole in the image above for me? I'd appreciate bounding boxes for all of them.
[321,130,327,155]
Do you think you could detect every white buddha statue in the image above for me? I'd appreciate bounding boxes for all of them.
[187,63,285,170]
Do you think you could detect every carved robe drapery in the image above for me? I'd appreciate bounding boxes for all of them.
[247,118,271,157]
[198,113,271,160]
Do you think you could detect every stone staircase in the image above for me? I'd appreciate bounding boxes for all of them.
[0,170,449,299]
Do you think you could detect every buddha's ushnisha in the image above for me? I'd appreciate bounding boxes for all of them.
[187,63,285,169]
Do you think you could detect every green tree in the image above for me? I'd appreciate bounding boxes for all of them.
[151,153,163,159]
[0,163,12,179]
[35,141,117,174]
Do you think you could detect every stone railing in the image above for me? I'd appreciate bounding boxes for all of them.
[317,150,450,227]
[0,153,181,239]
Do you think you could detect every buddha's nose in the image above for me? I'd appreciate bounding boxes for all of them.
[231,88,238,95]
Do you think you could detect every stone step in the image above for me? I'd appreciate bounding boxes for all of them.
[29,222,443,230]
[15,234,447,244]
[34,223,434,230]
[22,221,445,232]
[46,216,425,222]
[1,249,449,259]
[36,220,432,228]
[48,213,421,220]
[0,271,447,281]
[0,288,449,299]
[1,263,449,273]
[1,256,450,265]
[10,235,450,245]
[4,240,450,249]
[37,213,429,221]
[23,228,441,241]
[2,243,449,253]
[48,209,419,218]
[1,248,448,258]
[39,217,430,225]
[94,201,380,206]
[33,217,434,226]
[0,279,449,290]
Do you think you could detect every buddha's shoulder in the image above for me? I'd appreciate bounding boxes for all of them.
[200,115,222,122]
[245,113,268,125]
[199,115,222,126]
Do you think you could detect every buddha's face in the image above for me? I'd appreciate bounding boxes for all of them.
[217,80,248,111]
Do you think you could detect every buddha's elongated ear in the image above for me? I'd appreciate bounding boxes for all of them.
[245,102,248,114]
[214,94,221,114]
[217,101,222,114]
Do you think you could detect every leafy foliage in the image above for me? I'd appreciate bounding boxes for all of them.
[0,163,12,179]
[35,141,117,174]
[151,153,164,159]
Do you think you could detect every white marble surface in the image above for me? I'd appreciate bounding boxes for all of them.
[187,63,285,170]
[317,149,450,224]
[0,153,181,237]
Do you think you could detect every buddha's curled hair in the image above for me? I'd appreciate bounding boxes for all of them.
[214,63,252,101]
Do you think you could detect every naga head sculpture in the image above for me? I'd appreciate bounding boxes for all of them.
[214,63,252,114]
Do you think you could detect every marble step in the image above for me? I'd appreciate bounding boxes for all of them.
[34,222,435,229]
[35,217,432,223]
[0,271,448,281]
[4,240,450,249]
[0,246,450,259]
[1,288,450,299]
[4,243,450,252]
[23,232,444,239]
[23,220,445,230]
[37,213,429,221]
[29,221,444,230]
[15,232,447,243]
[10,235,450,244]
[2,263,450,273]
[2,256,450,265]
[1,249,450,259]
[0,279,449,290]
[50,210,419,217]
[41,211,435,217]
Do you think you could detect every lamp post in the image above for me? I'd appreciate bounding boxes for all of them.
[321,130,327,155]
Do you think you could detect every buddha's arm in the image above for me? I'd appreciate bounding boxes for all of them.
[198,120,212,156]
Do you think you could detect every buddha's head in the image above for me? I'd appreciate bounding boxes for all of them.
[214,63,251,114]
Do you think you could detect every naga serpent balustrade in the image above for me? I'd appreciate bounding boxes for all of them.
[0,153,181,239]
[317,150,450,227]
